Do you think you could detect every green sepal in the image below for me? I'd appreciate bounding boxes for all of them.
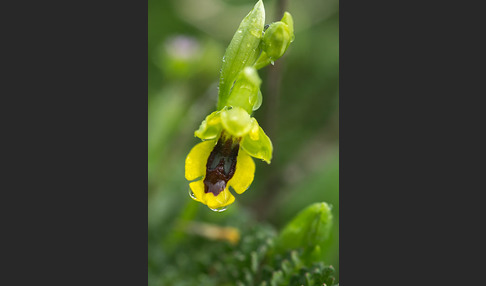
[253,89,262,111]
[281,12,294,43]
[241,118,273,163]
[217,0,265,110]
[226,67,262,114]
[194,110,222,140]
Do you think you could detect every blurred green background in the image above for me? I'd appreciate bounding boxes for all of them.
[148,0,338,285]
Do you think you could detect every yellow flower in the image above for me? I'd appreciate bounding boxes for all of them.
[185,106,272,210]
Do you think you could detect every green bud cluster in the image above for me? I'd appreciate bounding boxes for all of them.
[254,12,295,70]
[217,0,294,111]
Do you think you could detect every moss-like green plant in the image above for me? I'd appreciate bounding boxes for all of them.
[151,202,337,286]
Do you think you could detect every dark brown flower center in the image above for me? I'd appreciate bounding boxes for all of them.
[204,135,239,196]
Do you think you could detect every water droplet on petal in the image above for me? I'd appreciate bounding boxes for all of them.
[188,189,197,200]
[270,60,275,65]
[210,206,227,212]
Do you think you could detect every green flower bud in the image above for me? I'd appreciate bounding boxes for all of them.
[226,67,262,114]
[262,21,291,61]
[217,0,265,110]
[253,11,294,69]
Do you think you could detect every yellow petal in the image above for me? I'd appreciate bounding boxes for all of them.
[228,149,255,194]
[189,179,236,209]
[185,140,216,181]
[189,179,205,203]
[205,188,235,210]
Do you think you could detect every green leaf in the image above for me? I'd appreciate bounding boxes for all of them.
[217,0,265,110]
[275,202,333,255]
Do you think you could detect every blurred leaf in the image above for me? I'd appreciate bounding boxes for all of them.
[275,202,333,260]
